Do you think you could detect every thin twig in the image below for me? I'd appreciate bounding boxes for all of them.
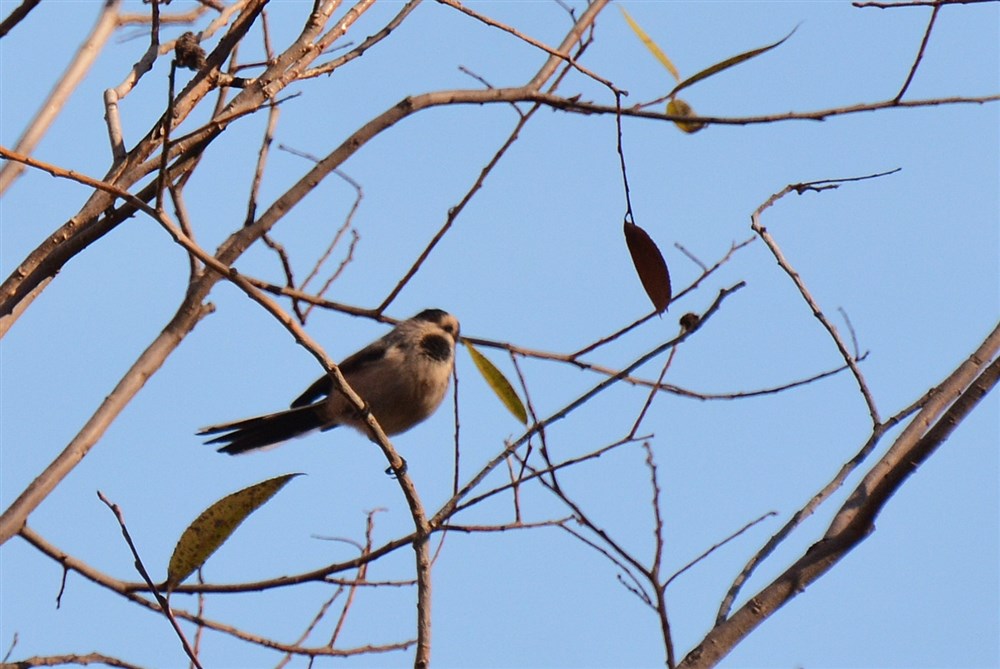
[0,0,123,193]
[275,589,342,668]
[376,101,541,313]
[190,569,206,669]
[854,0,989,7]
[642,443,676,669]
[245,99,282,227]
[96,492,203,669]
[664,511,776,590]
[509,352,543,510]
[450,364,462,497]
[436,0,619,93]
[301,219,361,320]
[2,634,17,665]
[837,307,862,360]
[159,55,175,213]
[615,91,635,225]
[894,0,942,101]
[628,348,677,439]
[328,509,383,647]
[441,518,573,533]
[674,242,709,272]
[560,522,651,603]
[750,173,898,426]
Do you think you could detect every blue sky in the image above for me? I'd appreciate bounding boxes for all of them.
[1,1,998,667]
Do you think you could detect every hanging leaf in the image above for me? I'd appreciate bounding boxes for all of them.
[165,473,302,590]
[624,219,672,314]
[620,7,680,82]
[465,342,528,425]
[668,25,798,98]
[666,98,706,134]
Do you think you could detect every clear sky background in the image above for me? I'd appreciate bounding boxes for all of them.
[1,1,998,667]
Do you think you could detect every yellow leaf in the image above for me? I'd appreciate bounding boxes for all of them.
[668,25,798,98]
[620,7,680,82]
[166,473,302,590]
[465,342,528,425]
[666,98,705,134]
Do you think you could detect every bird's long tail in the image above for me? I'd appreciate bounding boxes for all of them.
[198,405,330,455]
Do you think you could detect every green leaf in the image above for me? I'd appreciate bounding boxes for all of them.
[666,98,706,134]
[668,25,798,98]
[465,342,528,424]
[624,219,672,313]
[620,6,680,82]
[165,473,302,590]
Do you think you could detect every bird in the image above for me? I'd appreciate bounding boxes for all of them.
[199,308,459,455]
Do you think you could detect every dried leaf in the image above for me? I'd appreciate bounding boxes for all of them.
[666,98,706,134]
[668,25,798,98]
[465,342,528,424]
[620,7,680,82]
[166,473,302,590]
[624,220,672,313]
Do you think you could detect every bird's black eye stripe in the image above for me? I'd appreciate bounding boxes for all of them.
[419,333,452,362]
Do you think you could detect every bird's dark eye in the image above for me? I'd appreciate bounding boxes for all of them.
[419,333,453,362]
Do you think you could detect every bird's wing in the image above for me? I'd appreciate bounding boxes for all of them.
[289,375,332,408]
[289,339,389,408]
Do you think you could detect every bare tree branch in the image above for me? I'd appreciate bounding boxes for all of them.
[750,173,898,426]
[0,0,43,37]
[893,0,942,100]
[0,0,123,194]
[97,492,203,669]
[684,322,1000,668]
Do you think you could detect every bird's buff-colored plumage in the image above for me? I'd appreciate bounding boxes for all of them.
[198,309,459,455]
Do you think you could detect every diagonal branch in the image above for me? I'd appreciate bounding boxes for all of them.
[750,174,896,426]
[893,0,942,101]
[97,492,202,668]
[0,0,123,194]
[684,321,1000,669]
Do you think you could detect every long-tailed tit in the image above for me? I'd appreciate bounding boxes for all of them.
[200,308,459,455]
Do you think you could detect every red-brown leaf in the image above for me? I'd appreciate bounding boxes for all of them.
[624,220,672,313]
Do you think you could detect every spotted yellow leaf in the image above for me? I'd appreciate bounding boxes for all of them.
[166,473,302,590]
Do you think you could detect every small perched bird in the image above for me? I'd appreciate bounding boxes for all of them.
[200,309,459,455]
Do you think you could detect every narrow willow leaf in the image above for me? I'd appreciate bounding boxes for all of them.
[620,6,680,82]
[668,25,798,98]
[624,220,672,313]
[166,473,302,589]
[465,342,528,424]
[666,98,706,134]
